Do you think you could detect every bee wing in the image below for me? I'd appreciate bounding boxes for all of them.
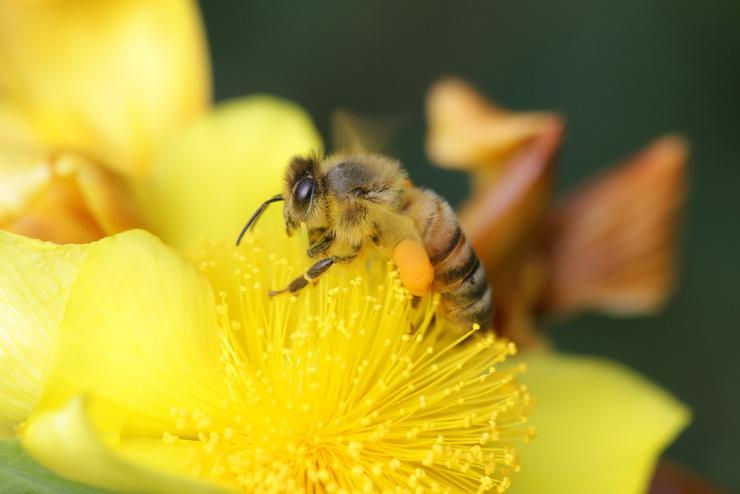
[331,109,407,154]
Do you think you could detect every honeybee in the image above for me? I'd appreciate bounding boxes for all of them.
[237,154,492,330]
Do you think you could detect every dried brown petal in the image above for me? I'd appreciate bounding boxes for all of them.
[425,77,564,345]
[426,77,552,171]
[460,117,564,276]
[454,117,563,345]
[541,135,688,316]
[1,147,139,243]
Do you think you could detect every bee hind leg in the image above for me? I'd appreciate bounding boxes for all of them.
[392,239,434,296]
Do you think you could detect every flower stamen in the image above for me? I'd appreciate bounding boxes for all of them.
[172,227,532,493]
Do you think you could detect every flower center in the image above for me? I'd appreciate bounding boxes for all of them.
[166,225,532,493]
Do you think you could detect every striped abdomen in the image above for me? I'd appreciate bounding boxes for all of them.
[406,188,492,330]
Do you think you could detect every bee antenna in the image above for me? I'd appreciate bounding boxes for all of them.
[236,194,284,246]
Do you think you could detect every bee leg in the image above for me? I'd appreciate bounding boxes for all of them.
[333,244,360,264]
[268,257,336,297]
[307,226,328,245]
[307,232,335,258]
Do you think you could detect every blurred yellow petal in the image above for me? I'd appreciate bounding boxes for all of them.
[0,231,88,435]
[426,77,552,174]
[21,396,233,494]
[511,353,691,494]
[0,147,139,243]
[35,229,232,436]
[138,95,322,248]
[0,0,210,178]
[0,100,39,147]
[0,147,51,225]
[70,154,141,236]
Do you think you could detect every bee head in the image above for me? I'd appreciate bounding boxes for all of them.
[283,154,325,236]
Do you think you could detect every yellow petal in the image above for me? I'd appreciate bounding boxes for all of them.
[0,231,88,435]
[0,100,39,148]
[0,147,140,243]
[137,96,322,248]
[35,229,232,436]
[0,0,210,178]
[511,353,690,494]
[21,396,233,494]
[0,147,51,225]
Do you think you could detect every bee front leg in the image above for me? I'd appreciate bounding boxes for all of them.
[269,257,336,297]
[269,248,360,297]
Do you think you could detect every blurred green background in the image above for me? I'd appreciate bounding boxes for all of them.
[199,1,739,489]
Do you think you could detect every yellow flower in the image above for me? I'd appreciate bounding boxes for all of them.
[1,99,689,493]
[7,221,534,493]
[0,3,690,494]
[0,0,209,242]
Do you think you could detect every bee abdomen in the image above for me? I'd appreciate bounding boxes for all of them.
[413,190,493,330]
[433,233,492,330]
[440,262,492,330]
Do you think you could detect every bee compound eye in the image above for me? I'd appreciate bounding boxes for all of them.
[294,176,314,206]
